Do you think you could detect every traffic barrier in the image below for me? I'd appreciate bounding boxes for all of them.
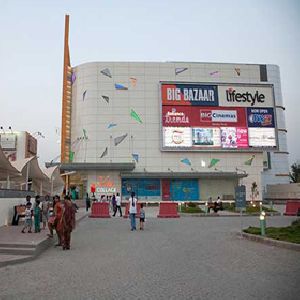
[157,202,180,218]
[284,200,300,216]
[89,202,111,218]
[123,202,141,218]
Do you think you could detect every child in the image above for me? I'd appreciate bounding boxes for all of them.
[34,199,41,233]
[140,203,145,230]
[47,206,55,238]
[21,202,33,233]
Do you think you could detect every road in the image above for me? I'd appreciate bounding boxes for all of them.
[0,215,299,300]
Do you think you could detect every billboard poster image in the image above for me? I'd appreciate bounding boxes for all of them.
[248,128,276,147]
[192,128,221,147]
[221,127,248,148]
[247,108,275,127]
[163,127,192,147]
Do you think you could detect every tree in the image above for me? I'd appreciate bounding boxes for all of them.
[290,163,300,183]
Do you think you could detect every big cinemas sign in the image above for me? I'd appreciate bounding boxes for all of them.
[218,85,274,107]
[161,83,219,106]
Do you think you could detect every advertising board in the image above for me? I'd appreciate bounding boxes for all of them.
[248,128,276,147]
[0,134,17,150]
[192,128,221,147]
[163,127,192,147]
[221,127,248,148]
[247,108,275,128]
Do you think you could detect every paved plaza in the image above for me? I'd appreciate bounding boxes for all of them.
[0,214,299,300]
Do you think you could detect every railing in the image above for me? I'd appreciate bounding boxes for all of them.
[0,189,35,198]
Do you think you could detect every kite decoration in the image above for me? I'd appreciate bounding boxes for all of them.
[175,67,188,76]
[107,123,117,129]
[114,133,128,146]
[82,129,88,140]
[71,72,76,84]
[130,109,143,124]
[201,160,206,167]
[100,147,108,158]
[115,83,128,90]
[181,158,191,166]
[244,155,255,166]
[101,95,109,104]
[208,158,220,168]
[83,90,87,101]
[209,71,220,77]
[129,77,137,87]
[100,68,112,78]
[234,68,241,76]
[132,153,139,163]
[69,151,75,162]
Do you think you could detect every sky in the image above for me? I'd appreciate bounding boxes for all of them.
[0,0,299,165]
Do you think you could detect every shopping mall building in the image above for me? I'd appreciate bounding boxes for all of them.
[60,16,289,201]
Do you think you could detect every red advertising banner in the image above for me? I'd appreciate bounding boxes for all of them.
[221,127,248,148]
[162,106,247,127]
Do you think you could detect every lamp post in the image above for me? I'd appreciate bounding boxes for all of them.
[259,211,266,236]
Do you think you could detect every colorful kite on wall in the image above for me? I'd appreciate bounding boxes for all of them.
[101,95,109,103]
[69,151,75,162]
[114,133,128,146]
[71,72,76,84]
[83,90,87,101]
[130,77,137,87]
[201,160,206,167]
[100,68,112,78]
[181,158,191,166]
[132,153,139,163]
[100,147,108,158]
[175,67,188,76]
[208,158,220,168]
[130,109,143,124]
[107,123,117,129]
[234,68,241,76]
[82,129,88,140]
[209,71,220,78]
[115,83,128,90]
[244,155,255,166]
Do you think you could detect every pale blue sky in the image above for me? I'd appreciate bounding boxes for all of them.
[0,0,299,164]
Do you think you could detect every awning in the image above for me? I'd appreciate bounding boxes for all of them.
[43,166,64,195]
[60,162,136,171]
[120,172,247,179]
[0,146,20,179]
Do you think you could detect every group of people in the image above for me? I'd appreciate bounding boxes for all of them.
[208,196,223,213]
[21,194,76,250]
[128,192,145,231]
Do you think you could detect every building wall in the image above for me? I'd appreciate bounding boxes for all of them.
[70,61,287,200]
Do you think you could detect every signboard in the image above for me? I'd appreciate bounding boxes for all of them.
[192,128,221,147]
[221,127,248,148]
[162,106,192,127]
[235,185,246,209]
[163,127,192,147]
[248,128,276,147]
[218,85,274,107]
[247,108,275,128]
[0,134,17,150]
[161,83,219,106]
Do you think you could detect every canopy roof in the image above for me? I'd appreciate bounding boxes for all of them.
[0,146,20,179]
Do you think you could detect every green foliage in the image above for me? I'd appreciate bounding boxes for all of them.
[180,206,203,213]
[290,163,300,183]
[244,219,300,244]
[223,203,276,213]
[187,202,197,208]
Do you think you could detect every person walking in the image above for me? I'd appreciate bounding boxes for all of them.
[41,195,50,230]
[113,192,122,217]
[129,192,137,231]
[112,194,117,216]
[85,193,91,212]
[139,203,145,230]
[34,197,41,233]
[21,202,33,233]
[62,196,76,250]
[54,195,63,247]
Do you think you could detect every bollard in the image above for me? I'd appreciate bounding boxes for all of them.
[204,202,208,215]
[259,211,266,236]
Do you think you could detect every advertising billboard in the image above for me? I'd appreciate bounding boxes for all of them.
[161,82,277,151]
[0,134,17,150]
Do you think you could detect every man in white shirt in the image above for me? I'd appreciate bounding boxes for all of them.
[129,192,137,231]
[113,192,122,217]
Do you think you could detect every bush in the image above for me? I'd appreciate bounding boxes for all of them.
[187,202,197,208]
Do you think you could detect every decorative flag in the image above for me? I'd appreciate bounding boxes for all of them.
[83,90,87,101]
[100,68,112,78]
[244,155,255,166]
[130,109,143,124]
[100,147,108,158]
[115,83,128,90]
[181,158,191,166]
[107,123,117,129]
[83,129,88,140]
[201,160,206,167]
[71,72,76,84]
[101,95,109,103]
[209,71,220,77]
[175,67,188,75]
[132,153,139,163]
[234,68,241,76]
[69,151,75,162]
[130,77,137,87]
[208,158,220,168]
[114,133,128,146]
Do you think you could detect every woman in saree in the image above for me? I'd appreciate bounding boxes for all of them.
[62,195,76,250]
[53,195,63,247]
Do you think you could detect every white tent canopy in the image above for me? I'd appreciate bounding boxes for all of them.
[43,166,64,195]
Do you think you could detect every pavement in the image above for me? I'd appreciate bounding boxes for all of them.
[0,212,299,300]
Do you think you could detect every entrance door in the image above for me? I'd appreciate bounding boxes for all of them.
[170,179,199,201]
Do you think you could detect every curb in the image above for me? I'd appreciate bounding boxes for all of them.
[179,212,281,217]
[238,232,300,252]
[0,213,89,268]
